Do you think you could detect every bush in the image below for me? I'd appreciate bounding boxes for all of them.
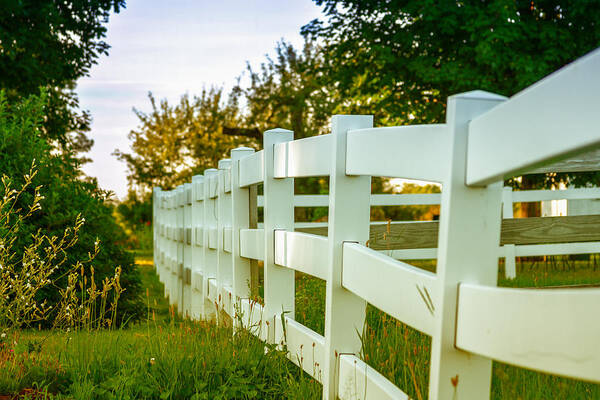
[0,91,144,325]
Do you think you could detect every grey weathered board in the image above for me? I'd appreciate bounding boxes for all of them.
[296,215,600,250]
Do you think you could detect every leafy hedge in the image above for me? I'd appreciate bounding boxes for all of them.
[0,91,143,325]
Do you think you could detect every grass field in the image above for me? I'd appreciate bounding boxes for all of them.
[2,253,598,399]
[0,256,321,399]
[293,258,600,400]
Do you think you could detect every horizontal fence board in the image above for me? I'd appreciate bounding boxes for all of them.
[338,354,409,400]
[284,135,332,178]
[223,227,232,253]
[208,227,218,249]
[239,150,264,187]
[511,241,600,257]
[240,299,268,341]
[456,283,600,383]
[240,228,264,261]
[192,271,203,291]
[343,243,437,335]
[207,278,218,303]
[274,231,328,280]
[511,188,600,202]
[220,286,233,316]
[467,48,600,186]
[257,193,442,208]
[347,125,450,183]
[274,316,325,382]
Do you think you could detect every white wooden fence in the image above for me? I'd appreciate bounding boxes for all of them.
[153,48,600,399]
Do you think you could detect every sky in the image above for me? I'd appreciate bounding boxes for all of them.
[77,0,324,199]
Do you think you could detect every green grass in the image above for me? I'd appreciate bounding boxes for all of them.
[292,259,600,400]
[4,253,599,399]
[0,260,321,399]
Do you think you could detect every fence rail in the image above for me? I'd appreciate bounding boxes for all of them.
[153,48,600,399]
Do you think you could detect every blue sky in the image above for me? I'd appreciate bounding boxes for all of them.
[77,0,323,199]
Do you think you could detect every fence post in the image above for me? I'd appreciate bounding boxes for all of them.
[322,115,373,400]
[263,128,295,342]
[182,183,192,317]
[176,185,185,312]
[217,159,233,317]
[231,147,256,324]
[191,175,204,320]
[153,187,161,275]
[428,91,506,400]
[203,169,219,318]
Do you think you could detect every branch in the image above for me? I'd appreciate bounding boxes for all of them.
[222,126,262,140]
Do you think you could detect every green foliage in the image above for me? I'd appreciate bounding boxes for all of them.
[241,40,336,139]
[0,264,321,399]
[0,92,143,326]
[114,89,257,195]
[0,0,124,154]
[303,0,600,124]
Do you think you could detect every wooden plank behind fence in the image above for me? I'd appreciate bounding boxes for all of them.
[296,215,600,250]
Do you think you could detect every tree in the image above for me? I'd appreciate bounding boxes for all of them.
[0,92,143,324]
[303,0,600,125]
[0,0,125,155]
[237,40,337,140]
[303,0,600,216]
[114,88,257,195]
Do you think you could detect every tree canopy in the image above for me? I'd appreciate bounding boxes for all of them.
[0,0,125,154]
[114,88,257,195]
[302,0,600,125]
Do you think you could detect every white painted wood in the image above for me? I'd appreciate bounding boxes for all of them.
[208,228,218,249]
[239,229,265,261]
[219,285,233,316]
[231,147,256,312]
[381,248,438,260]
[257,193,443,208]
[207,278,218,303]
[217,159,233,319]
[223,227,232,253]
[285,134,332,178]
[239,150,264,187]
[511,241,600,257]
[347,125,450,183]
[342,243,437,335]
[512,187,600,202]
[182,183,193,317]
[195,227,203,245]
[467,49,600,186]
[429,92,505,400]
[338,354,409,400]
[275,316,325,382]
[457,283,600,383]
[202,169,219,318]
[322,115,373,400]
[274,231,328,281]
[263,128,296,342]
[273,142,287,178]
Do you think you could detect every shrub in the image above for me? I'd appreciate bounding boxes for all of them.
[0,91,143,326]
